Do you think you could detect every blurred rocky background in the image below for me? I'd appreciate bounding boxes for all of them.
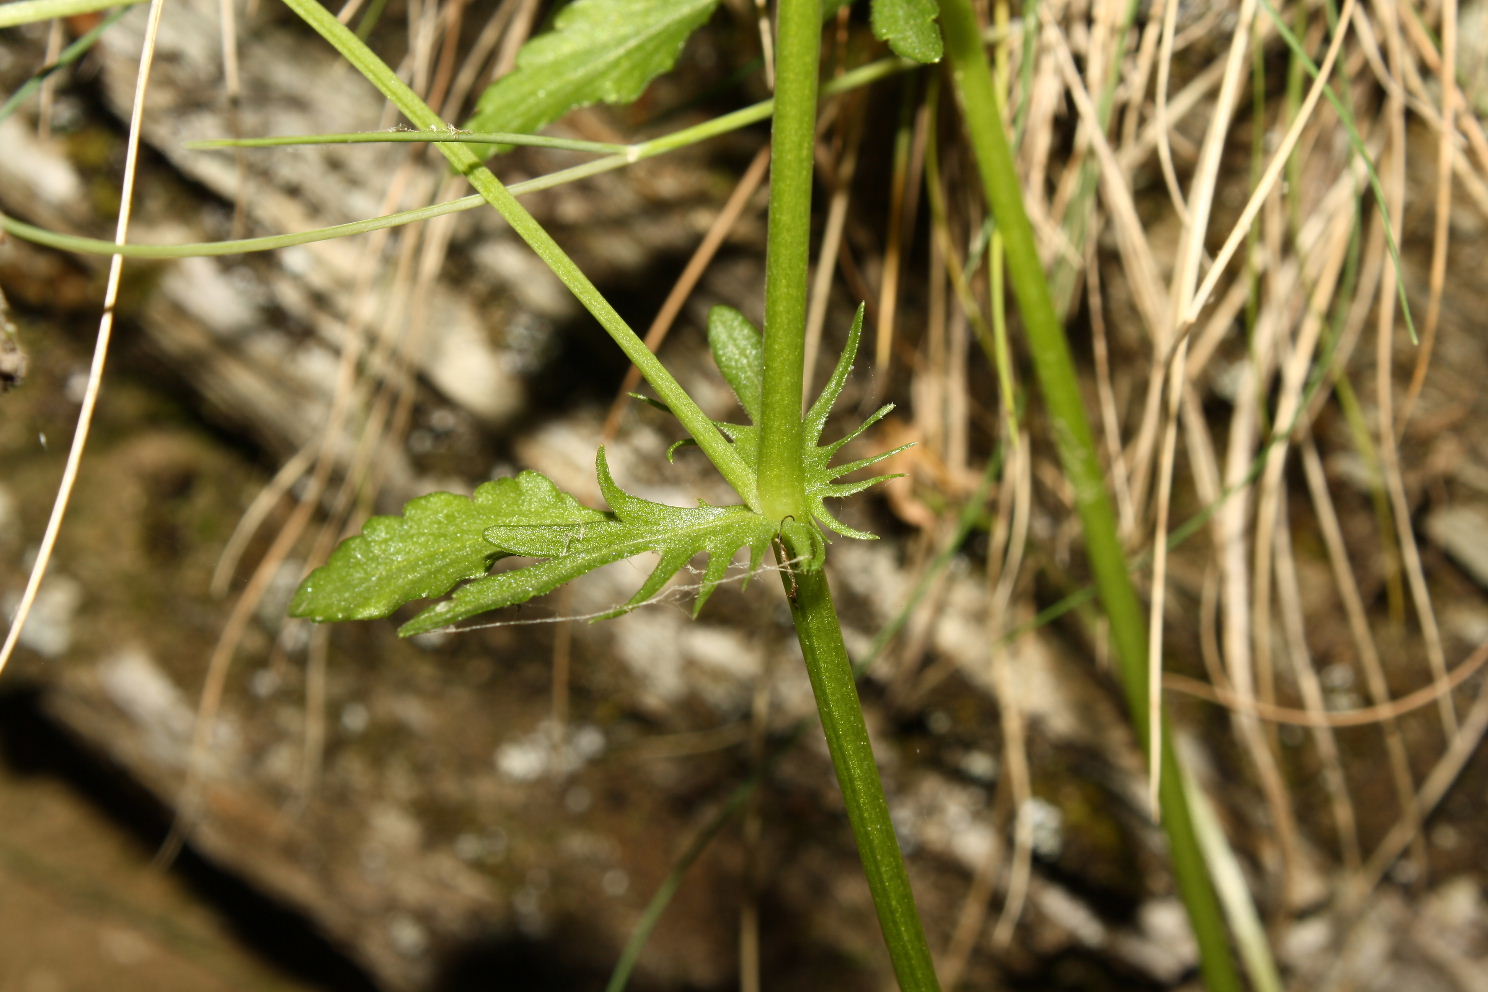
[3,2,1488,991]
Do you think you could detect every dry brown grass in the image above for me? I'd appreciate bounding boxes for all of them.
[4,0,1487,987]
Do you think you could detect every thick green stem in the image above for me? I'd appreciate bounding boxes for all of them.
[785,562,941,992]
[280,0,757,508]
[760,5,940,988]
[758,0,821,521]
[936,2,1242,990]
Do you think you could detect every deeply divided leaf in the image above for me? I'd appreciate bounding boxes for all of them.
[294,300,908,637]
[466,0,720,154]
[293,450,780,637]
[707,303,910,543]
[871,0,943,63]
[290,472,605,622]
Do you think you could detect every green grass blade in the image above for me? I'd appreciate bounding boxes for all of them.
[0,0,144,29]
[603,777,759,992]
[186,130,628,154]
[277,0,756,507]
[0,7,131,123]
[2,51,918,262]
[936,1,1243,989]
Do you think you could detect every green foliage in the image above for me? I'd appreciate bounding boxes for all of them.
[466,0,720,155]
[871,0,943,63]
[707,303,908,540]
[290,470,606,624]
[293,448,779,636]
[0,0,145,30]
[291,305,904,637]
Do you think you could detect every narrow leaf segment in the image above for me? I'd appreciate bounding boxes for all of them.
[467,0,720,154]
[707,303,910,541]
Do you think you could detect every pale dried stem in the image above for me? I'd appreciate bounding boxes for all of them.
[874,87,929,389]
[938,833,1002,992]
[37,18,62,139]
[1046,28,1167,334]
[1115,58,1226,174]
[1019,26,1061,246]
[1372,2,1458,741]
[1150,0,1258,817]
[298,625,329,806]
[443,0,522,118]
[1153,0,1189,223]
[738,642,774,992]
[0,0,168,680]
[1181,0,1357,330]
[364,170,470,503]
[1119,0,1164,154]
[1396,0,1456,434]
[493,0,540,77]
[988,439,1033,948]
[1299,435,1422,861]
[178,143,435,855]
[1272,500,1363,871]
[1249,189,1355,806]
[804,96,865,391]
[1217,295,1305,908]
[1349,640,1488,906]
[216,0,247,237]
[1164,638,1488,730]
[211,441,317,597]
[1083,249,1135,535]
[939,435,1032,988]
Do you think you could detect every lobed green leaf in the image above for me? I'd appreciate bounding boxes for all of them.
[292,448,783,636]
[466,0,720,155]
[290,472,605,623]
[399,448,778,634]
[293,300,908,636]
[871,0,943,64]
[706,303,910,543]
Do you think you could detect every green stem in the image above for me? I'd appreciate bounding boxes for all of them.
[757,0,821,521]
[936,2,1242,991]
[1,55,917,263]
[279,0,757,508]
[786,562,941,992]
[761,6,940,989]
[187,130,629,154]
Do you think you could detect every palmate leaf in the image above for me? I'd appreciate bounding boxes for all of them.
[706,303,911,541]
[871,0,943,64]
[292,448,780,637]
[466,0,720,155]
